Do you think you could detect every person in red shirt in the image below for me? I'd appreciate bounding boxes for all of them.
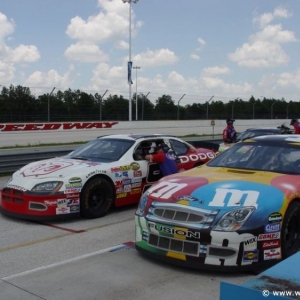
[290,119,300,134]
[223,118,237,143]
[145,143,178,176]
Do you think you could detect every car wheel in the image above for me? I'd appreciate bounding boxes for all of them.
[281,201,300,259]
[80,177,114,219]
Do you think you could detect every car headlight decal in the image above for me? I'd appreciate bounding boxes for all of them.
[32,181,63,193]
[213,207,255,231]
[136,192,149,216]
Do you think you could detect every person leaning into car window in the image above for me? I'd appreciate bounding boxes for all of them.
[145,143,178,176]
[223,118,237,143]
[290,119,300,134]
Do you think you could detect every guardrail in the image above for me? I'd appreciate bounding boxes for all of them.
[0,139,222,175]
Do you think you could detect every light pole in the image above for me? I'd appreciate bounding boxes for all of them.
[133,66,140,120]
[177,94,186,120]
[142,92,150,120]
[206,95,214,119]
[48,87,55,122]
[123,0,138,121]
[99,89,108,121]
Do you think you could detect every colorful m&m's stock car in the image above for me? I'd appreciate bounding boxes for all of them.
[135,135,300,271]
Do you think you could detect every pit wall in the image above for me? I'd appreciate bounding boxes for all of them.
[0,119,292,148]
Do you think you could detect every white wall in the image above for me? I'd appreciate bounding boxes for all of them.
[0,119,292,148]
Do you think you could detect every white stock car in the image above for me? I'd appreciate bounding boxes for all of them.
[0,134,217,220]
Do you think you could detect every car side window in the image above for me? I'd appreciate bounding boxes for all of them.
[169,139,189,155]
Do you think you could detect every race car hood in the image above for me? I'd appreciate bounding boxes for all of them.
[7,157,107,189]
[146,165,292,225]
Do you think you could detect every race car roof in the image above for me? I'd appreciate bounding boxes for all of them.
[248,134,300,144]
[96,133,175,140]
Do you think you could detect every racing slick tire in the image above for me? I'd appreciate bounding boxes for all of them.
[281,201,300,259]
[80,177,114,219]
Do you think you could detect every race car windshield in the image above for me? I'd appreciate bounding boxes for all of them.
[207,142,300,175]
[66,139,135,162]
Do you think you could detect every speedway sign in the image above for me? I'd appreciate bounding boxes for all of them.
[0,122,119,131]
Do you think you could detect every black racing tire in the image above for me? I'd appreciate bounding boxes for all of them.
[80,177,114,219]
[281,201,300,259]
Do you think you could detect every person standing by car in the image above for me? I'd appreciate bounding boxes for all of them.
[223,118,237,143]
[290,119,300,134]
[145,143,178,176]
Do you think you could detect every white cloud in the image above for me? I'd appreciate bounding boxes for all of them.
[229,7,296,68]
[66,0,142,45]
[190,54,200,60]
[228,40,290,68]
[202,66,231,76]
[252,24,297,44]
[0,12,15,40]
[24,65,76,90]
[253,6,291,28]
[132,48,178,68]
[11,44,40,63]
[65,42,109,62]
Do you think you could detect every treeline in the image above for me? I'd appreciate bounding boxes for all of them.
[0,85,298,122]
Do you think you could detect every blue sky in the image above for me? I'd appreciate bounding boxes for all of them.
[1,0,300,105]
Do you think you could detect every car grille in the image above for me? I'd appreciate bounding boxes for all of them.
[148,233,203,256]
[147,202,219,229]
[1,187,24,204]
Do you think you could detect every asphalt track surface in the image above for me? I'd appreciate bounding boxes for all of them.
[0,175,256,300]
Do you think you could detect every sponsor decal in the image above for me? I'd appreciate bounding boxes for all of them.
[7,184,27,192]
[179,152,217,163]
[69,177,82,184]
[268,212,283,223]
[65,193,79,198]
[69,205,80,213]
[44,200,57,206]
[120,165,132,171]
[147,181,188,199]
[67,198,80,205]
[0,122,118,132]
[116,187,124,193]
[242,250,259,262]
[130,188,141,194]
[264,223,280,233]
[243,236,257,251]
[264,248,281,260]
[134,170,142,177]
[116,193,127,198]
[148,222,200,238]
[65,182,82,189]
[130,162,140,170]
[258,232,280,241]
[57,199,68,207]
[131,177,142,183]
[176,195,201,203]
[209,188,259,208]
[131,182,141,188]
[123,179,131,185]
[56,207,70,214]
[64,188,81,194]
[124,185,131,192]
[86,170,106,179]
[115,171,129,178]
[21,161,73,177]
[115,180,123,187]
[262,240,281,249]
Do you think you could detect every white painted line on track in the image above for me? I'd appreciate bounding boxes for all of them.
[2,241,134,280]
